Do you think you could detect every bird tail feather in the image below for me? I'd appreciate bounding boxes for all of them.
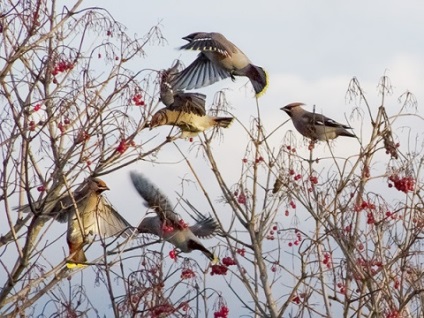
[214,117,234,128]
[246,65,268,97]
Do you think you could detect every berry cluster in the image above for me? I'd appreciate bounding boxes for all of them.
[322,252,332,269]
[388,174,415,193]
[33,103,41,111]
[178,219,188,229]
[150,303,175,318]
[385,309,400,318]
[52,60,74,76]
[266,225,278,240]
[210,264,228,276]
[213,306,229,318]
[289,169,302,182]
[132,93,145,106]
[222,257,236,266]
[180,268,195,280]
[255,156,264,164]
[355,258,383,276]
[237,192,246,204]
[236,248,245,257]
[169,249,177,260]
[57,122,66,133]
[354,200,376,212]
[336,282,346,294]
[292,295,301,304]
[116,139,129,154]
[286,145,296,153]
[288,229,302,247]
[29,121,37,131]
[162,222,174,233]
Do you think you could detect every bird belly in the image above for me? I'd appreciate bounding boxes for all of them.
[163,230,190,252]
[204,50,250,71]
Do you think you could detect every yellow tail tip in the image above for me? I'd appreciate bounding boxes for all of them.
[255,70,269,98]
[66,262,87,269]
[211,255,220,265]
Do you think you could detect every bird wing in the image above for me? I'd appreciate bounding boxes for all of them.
[130,171,180,226]
[180,33,233,57]
[69,194,132,239]
[189,217,219,239]
[170,53,230,91]
[170,92,207,116]
[178,196,219,239]
[15,180,93,223]
[305,112,352,129]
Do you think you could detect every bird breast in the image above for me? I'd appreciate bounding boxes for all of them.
[203,50,251,71]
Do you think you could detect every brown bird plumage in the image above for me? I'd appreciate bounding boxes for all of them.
[17,177,132,268]
[130,171,219,262]
[170,32,268,97]
[151,62,234,139]
[281,102,355,141]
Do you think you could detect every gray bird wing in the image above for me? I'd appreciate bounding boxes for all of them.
[189,217,219,239]
[15,183,91,223]
[169,53,230,91]
[178,196,219,239]
[180,32,233,57]
[130,171,180,226]
[170,92,207,116]
[305,112,352,129]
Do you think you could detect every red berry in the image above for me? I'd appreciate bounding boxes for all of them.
[37,185,45,192]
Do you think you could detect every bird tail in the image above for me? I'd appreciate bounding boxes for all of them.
[338,129,356,138]
[245,64,268,97]
[213,117,234,128]
[67,241,88,268]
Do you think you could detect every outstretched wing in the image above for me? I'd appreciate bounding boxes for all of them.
[130,171,180,225]
[170,53,230,91]
[179,197,219,239]
[180,32,233,57]
[171,92,207,116]
[85,197,133,238]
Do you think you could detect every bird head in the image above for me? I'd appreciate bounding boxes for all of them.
[150,112,166,129]
[280,102,305,117]
[91,177,110,193]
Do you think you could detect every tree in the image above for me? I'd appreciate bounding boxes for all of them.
[1,1,423,318]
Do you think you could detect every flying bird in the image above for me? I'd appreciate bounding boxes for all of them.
[170,32,268,97]
[281,102,355,141]
[150,62,234,139]
[18,177,132,268]
[130,171,219,262]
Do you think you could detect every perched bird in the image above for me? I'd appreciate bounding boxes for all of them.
[281,102,355,141]
[18,177,132,268]
[170,32,268,97]
[130,171,219,262]
[150,63,234,139]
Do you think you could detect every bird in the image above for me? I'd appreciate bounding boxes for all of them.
[170,32,268,97]
[130,171,219,262]
[281,102,355,141]
[150,62,234,139]
[17,177,133,268]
